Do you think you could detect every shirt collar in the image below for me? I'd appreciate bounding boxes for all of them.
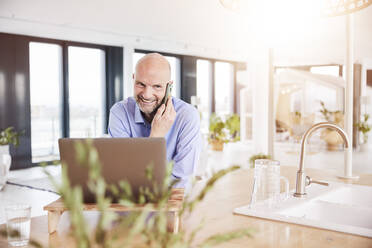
[134,102,146,124]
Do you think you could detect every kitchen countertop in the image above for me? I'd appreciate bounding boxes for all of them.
[1,166,372,247]
[185,166,372,247]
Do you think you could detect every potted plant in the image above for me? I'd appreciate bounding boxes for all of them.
[208,114,227,151]
[225,114,240,142]
[0,127,22,190]
[355,114,371,152]
[319,101,344,151]
[208,114,241,151]
[319,101,332,122]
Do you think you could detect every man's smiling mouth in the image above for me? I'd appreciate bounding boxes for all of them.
[139,96,156,105]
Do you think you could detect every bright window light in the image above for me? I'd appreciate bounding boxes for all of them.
[311,66,340,77]
[215,61,234,116]
[197,59,212,133]
[68,46,106,138]
[29,42,62,163]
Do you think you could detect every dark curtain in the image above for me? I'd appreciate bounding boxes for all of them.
[181,56,197,104]
[0,33,32,169]
[105,46,123,131]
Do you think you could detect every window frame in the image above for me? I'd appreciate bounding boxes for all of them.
[29,38,122,166]
[0,33,123,168]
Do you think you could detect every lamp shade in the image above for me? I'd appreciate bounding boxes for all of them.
[323,0,372,17]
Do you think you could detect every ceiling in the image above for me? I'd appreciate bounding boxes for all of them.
[0,0,371,64]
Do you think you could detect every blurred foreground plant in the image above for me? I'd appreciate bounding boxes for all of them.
[3,139,255,247]
[249,153,272,168]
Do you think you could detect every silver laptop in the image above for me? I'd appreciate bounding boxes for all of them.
[58,137,167,203]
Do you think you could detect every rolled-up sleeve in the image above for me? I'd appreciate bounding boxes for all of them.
[171,108,202,191]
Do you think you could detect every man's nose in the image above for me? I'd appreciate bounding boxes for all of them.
[142,86,154,99]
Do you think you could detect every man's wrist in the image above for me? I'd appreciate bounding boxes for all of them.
[149,130,164,138]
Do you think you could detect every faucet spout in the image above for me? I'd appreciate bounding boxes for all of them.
[294,122,350,198]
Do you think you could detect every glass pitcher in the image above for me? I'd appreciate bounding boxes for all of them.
[250,159,289,208]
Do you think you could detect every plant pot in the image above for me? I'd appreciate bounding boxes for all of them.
[210,140,224,151]
[321,129,343,151]
[326,143,340,151]
[0,145,12,190]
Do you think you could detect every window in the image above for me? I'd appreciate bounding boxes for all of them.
[29,44,107,162]
[310,66,340,77]
[196,59,212,133]
[0,33,123,168]
[165,56,181,98]
[29,42,62,163]
[214,61,234,116]
[68,46,106,138]
[133,52,145,72]
[133,52,181,98]
[27,38,122,164]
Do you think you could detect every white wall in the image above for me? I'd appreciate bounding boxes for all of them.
[2,0,372,157]
[0,0,248,60]
[1,0,372,66]
[0,0,252,99]
[1,0,372,106]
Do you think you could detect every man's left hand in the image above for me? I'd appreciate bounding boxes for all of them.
[149,97,176,137]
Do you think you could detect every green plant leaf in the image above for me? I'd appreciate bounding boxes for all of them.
[0,126,23,147]
[249,153,272,168]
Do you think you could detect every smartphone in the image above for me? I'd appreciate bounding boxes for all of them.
[161,83,173,106]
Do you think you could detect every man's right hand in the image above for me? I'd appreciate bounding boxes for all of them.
[149,97,176,137]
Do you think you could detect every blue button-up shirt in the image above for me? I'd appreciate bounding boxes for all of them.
[108,97,201,190]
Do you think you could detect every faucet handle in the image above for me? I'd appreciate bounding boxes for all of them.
[305,176,329,187]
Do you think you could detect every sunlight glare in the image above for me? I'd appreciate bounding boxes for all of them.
[252,0,324,47]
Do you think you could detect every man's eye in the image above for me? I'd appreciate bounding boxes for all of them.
[154,85,162,89]
[136,82,145,87]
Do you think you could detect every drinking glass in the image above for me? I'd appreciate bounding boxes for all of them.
[5,204,31,247]
[250,159,289,208]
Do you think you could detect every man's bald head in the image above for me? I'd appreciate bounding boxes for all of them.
[134,53,171,81]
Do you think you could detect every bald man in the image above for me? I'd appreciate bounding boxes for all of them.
[108,53,201,190]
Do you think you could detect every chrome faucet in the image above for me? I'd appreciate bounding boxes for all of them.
[293,122,350,198]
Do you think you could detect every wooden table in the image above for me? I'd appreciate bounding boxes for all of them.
[43,188,184,234]
[1,166,372,247]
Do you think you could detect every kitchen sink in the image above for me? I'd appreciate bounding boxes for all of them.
[234,181,372,237]
[315,185,372,208]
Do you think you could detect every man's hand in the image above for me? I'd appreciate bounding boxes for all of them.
[150,97,176,137]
